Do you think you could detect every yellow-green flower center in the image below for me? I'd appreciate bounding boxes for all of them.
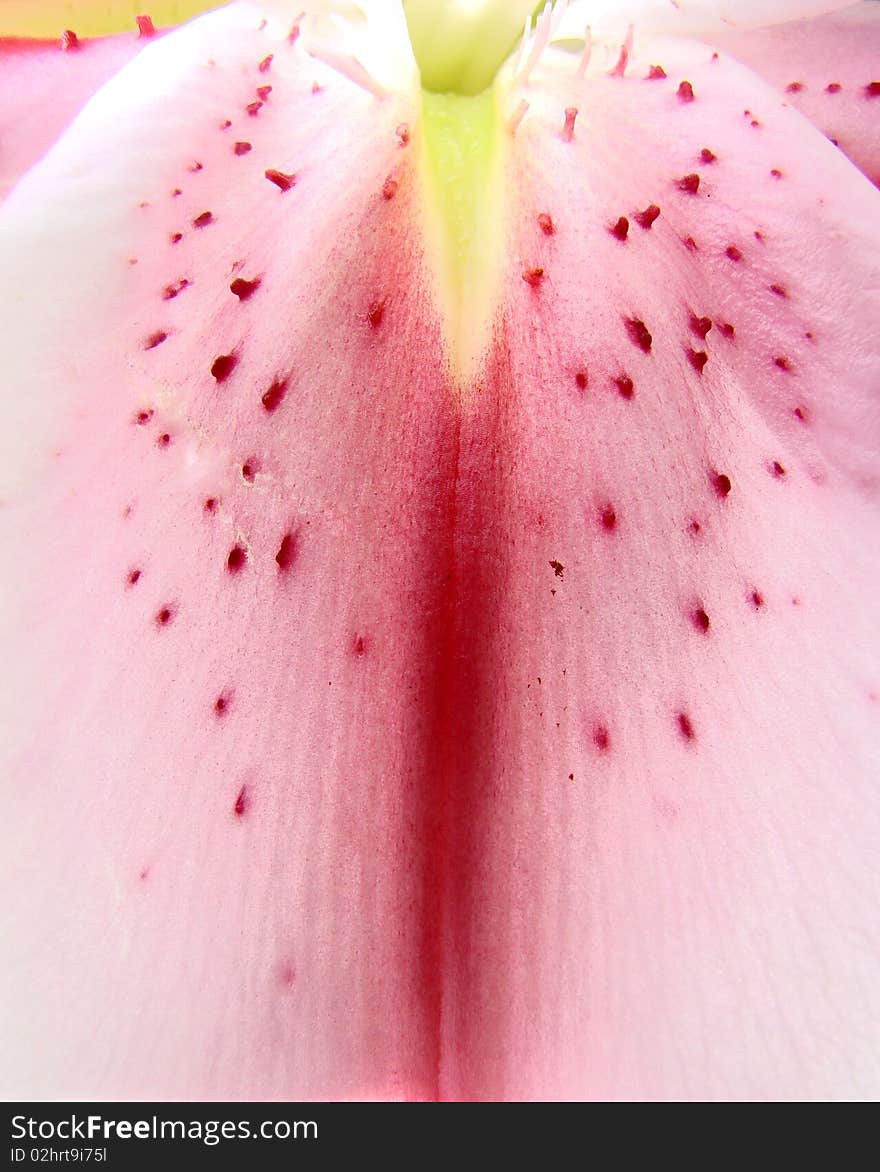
[404,0,539,95]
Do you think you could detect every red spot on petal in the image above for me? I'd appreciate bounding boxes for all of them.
[689,314,712,339]
[575,370,588,391]
[246,100,263,117]
[725,244,743,262]
[774,355,792,371]
[170,232,183,245]
[625,317,652,353]
[192,211,213,228]
[214,691,232,716]
[259,53,274,73]
[863,82,880,99]
[786,80,804,93]
[562,106,578,141]
[136,15,155,37]
[600,504,617,532]
[60,29,80,51]
[751,590,765,609]
[687,348,708,374]
[646,65,667,80]
[522,267,545,288]
[825,82,841,94]
[155,605,175,628]
[770,460,786,478]
[614,374,634,400]
[719,322,735,340]
[162,278,190,300]
[227,545,247,574]
[711,471,732,497]
[234,141,253,156]
[593,724,610,752]
[699,147,717,164]
[134,408,154,425]
[537,212,555,235]
[676,173,700,194]
[610,216,629,241]
[261,377,288,413]
[233,785,249,818]
[156,432,171,448]
[211,353,237,382]
[256,85,272,101]
[770,168,783,179]
[230,277,261,300]
[204,496,219,514]
[794,405,809,423]
[634,204,661,229]
[144,331,167,350]
[396,123,410,147]
[677,80,695,103]
[382,176,399,200]
[676,712,696,742]
[769,283,788,299]
[691,606,710,634]
[266,168,295,192]
[127,568,141,587]
[276,532,297,571]
[367,299,386,328]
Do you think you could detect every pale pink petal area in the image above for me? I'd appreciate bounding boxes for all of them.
[0,29,157,201]
[445,38,880,1099]
[1,2,879,1103]
[713,2,880,185]
[0,3,443,1101]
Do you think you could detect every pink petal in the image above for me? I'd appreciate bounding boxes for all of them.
[714,1,880,185]
[1,4,879,1101]
[1,3,436,1100]
[0,30,156,201]
[454,32,880,1099]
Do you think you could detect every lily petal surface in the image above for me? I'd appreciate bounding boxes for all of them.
[0,0,878,1101]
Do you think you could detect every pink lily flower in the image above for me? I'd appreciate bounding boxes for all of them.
[0,0,878,1101]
